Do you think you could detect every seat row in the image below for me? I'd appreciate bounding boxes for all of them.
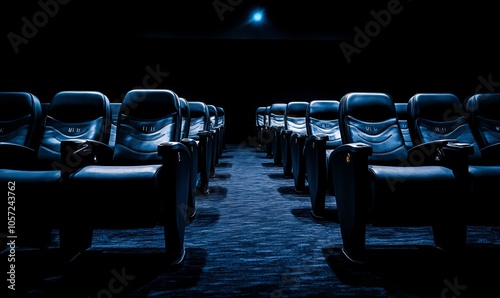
[255,92,500,263]
[0,89,225,267]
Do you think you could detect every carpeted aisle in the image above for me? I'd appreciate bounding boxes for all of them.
[2,144,500,297]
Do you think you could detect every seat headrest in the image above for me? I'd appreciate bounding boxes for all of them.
[0,92,40,120]
[341,92,395,122]
[49,91,110,123]
[308,100,339,120]
[270,103,287,115]
[188,101,209,117]
[409,93,463,121]
[467,93,500,121]
[286,102,309,117]
[121,89,179,120]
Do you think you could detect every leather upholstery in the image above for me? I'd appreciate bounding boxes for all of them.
[0,91,112,249]
[303,100,341,218]
[62,89,191,266]
[409,92,500,226]
[330,92,466,263]
[284,101,309,183]
[394,102,414,149]
[207,104,219,177]
[188,101,212,194]
[0,92,43,168]
[269,103,287,165]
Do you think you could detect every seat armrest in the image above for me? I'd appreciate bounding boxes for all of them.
[60,139,114,169]
[158,142,191,166]
[408,139,473,172]
[0,143,37,169]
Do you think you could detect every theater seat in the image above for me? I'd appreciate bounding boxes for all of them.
[179,97,199,220]
[394,102,413,149]
[330,92,467,263]
[281,101,309,178]
[188,101,213,194]
[216,106,226,152]
[269,103,287,165]
[60,89,191,266]
[0,91,112,248]
[0,92,44,169]
[303,100,342,218]
[408,92,500,226]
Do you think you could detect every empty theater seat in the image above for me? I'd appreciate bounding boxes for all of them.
[0,90,112,248]
[269,103,287,165]
[284,101,309,184]
[178,97,199,220]
[0,92,44,168]
[408,92,500,226]
[330,92,467,263]
[188,101,213,194]
[216,106,226,152]
[303,100,342,218]
[60,89,192,266]
[394,102,414,149]
[108,102,121,148]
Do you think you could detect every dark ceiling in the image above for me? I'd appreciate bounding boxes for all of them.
[2,1,500,143]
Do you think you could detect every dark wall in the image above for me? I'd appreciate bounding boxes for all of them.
[2,0,500,144]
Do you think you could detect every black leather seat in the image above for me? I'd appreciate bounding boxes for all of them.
[330,92,467,263]
[216,106,226,152]
[187,101,213,194]
[207,104,219,177]
[108,102,121,148]
[178,97,199,220]
[269,103,287,165]
[255,106,268,151]
[394,102,414,149]
[408,92,500,226]
[0,92,44,169]
[280,101,309,178]
[0,91,112,248]
[264,106,273,157]
[60,89,192,266]
[303,100,342,218]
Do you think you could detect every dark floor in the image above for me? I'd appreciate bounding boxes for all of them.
[2,144,500,297]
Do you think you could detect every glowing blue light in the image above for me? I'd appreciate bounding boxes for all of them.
[252,12,263,22]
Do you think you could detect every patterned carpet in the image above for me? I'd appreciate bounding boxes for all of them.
[2,144,500,297]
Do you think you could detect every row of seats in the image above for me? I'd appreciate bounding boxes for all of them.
[256,92,500,263]
[0,90,226,267]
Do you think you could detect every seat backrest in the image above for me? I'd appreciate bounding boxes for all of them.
[179,97,191,139]
[108,102,121,148]
[207,104,218,131]
[187,101,210,139]
[38,91,112,164]
[113,89,181,164]
[394,102,414,149]
[339,92,408,165]
[0,91,43,150]
[407,93,481,162]
[216,106,225,129]
[264,106,271,128]
[284,101,309,135]
[256,107,266,127]
[269,103,287,129]
[466,93,500,149]
[306,100,342,147]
